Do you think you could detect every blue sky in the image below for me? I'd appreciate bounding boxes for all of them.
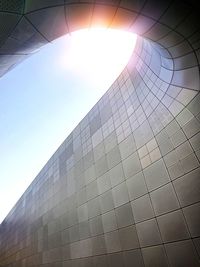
[0,28,136,223]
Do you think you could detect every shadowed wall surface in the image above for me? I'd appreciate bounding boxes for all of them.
[0,1,200,266]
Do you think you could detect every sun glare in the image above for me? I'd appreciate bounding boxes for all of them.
[61,28,137,89]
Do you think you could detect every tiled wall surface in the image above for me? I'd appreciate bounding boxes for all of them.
[0,1,200,267]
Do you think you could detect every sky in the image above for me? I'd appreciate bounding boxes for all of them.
[0,28,137,223]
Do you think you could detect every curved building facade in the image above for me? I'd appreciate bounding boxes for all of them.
[0,1,200,266]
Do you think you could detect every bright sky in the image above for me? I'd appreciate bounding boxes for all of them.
[0,28,137,223]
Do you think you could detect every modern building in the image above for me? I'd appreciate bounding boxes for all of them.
[0,1,200,266]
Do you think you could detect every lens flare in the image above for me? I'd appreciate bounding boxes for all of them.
[61,28,137,89]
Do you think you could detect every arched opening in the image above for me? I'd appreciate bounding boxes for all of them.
[0,27,137,224]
